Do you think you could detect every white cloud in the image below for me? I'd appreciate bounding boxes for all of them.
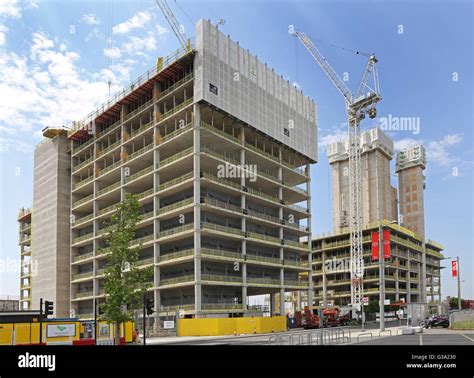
[122,32,156,54]
[0,0,21,19]
[0,24,7,45]
[112,11,151,35]
[103,46,121,59]
[0,30,130,153]
[156,24,168,36]
[426,134,463,167]
[318,123,347,151]
[393,138,421,152]
[82,13,100,25]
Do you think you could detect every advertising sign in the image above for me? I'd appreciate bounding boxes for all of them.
[46,324,76,338]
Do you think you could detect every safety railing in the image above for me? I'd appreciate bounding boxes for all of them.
[97,204,116,216]
[96,120,121,140]
[247,277,280,286]
[202,172,241,191]
[73,252,94,263]
[99,160,122,177]
[72,232,94,245]
[159,198,193,214]
[74,291,94,299]
[159,249,194,262]
[74,175,94,190]
[127,143,154,161]
[201,122,241,144]
[201,274,242,283]
[130,234,155,246]
[201,222,245,237]
[125,98,154,121]
[284,279,309,288]
[247,231,281,244]
[136,257,154,266]
[159,223,194,239]
[159,97,193,120]
[246,186,280,203]
[268,328,351,346]
[202,303,243,310]
[159,73,194,99]
[137,188,154,199]
[160,275,194,286]
[245,254,281,265]
[159,171,194,191]
[98,139,121,157]
[97,181,121,197]
[201,248,243,261]
[74,213,94,225]
[157,122,193,145]
[72,271,93,281]
[125,165,154,183]
[159,147,193,168]
[73,156,94,173]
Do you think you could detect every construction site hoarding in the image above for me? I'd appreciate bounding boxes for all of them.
[194,19,317,162]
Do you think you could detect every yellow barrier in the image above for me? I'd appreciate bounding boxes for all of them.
[0,321,134,345]
[177,316,286,337]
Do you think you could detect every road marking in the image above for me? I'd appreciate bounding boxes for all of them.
[460,333,474,342]
[419,334,423,345]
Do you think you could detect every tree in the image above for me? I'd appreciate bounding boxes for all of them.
[99,193,153,345]
[449,297,465,310]
[364,300,379,314]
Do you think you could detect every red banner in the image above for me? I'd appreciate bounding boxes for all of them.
[383,229,391,258]
[371,231,379,261]
[452,260,458,278]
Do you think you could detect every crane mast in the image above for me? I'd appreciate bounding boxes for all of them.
[294,30,381,313]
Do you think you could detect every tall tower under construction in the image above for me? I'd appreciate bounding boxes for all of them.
[327,127,397,232]
[395,145,426,238]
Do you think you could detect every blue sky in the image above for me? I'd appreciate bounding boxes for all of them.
[0,0,472,300]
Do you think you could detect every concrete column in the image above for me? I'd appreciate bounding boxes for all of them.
[280,288,285,316]
[240,127,247,310]
[322,249,327,307]
[270,294,275,316]
[193,103,202,315]
[421,242,427,303]
[407,254,411,303]
[153,142,160,331]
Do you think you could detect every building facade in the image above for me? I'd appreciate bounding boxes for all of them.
[18,208,32,310]
[312,221,443,307]
[66,19,316,323]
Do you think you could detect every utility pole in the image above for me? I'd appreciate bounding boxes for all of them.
[39,297,43,345]
[456,256,462,312]
[378,224,385,332]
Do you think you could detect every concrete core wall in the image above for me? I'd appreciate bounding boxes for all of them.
[32,134,71,317]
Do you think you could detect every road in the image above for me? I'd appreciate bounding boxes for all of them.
[356,328,474,345]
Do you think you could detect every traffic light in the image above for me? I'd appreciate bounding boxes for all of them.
[145,299,154,315]
[44,301,54,317]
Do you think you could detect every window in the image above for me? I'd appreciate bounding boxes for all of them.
[284,128,290,137]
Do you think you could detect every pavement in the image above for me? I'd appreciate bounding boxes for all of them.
[139,322,474,345]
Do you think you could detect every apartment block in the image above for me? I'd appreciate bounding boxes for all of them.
[67,19,316,323]
[31,130,71,317]
[312,221,443,307]
[327,127,396,232]
[18,208,32,310]
[396,145,426,238]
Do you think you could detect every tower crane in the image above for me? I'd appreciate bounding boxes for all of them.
[156,0,191,51]
[293,30,381,313]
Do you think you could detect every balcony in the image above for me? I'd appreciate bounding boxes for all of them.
[73,252,94,263]
[130,234,155,246]
[72,232,94,245]
[136,257,154,267]
[74,175,94,190]
[247,277,280,286]
[159,197,193,215]
[72,271,93,281]
[285,279,309,288]
[96,120,120,140]
[97,181,121,197]
[159,73,194,99]
[159,147,193,169]
[125,98,154,122]
[159,223,193,239]
[201,248,243,261]
[246,254,281,266]
[99,160,122,177]
[157,122,193,145]
[159,171,193,192]
[159,249,194,262]
[125,165,154,184]
[201,274,242,284]
[247,231,280,245]
[201,222,245,237]
[73,156,94,173]
[159,97,193,121]
[127,143,154,162]
[202,303,243,311]
[97,139,121,157]
[201,122,240,144]
[74,291,94,299]
[160,275,194,286]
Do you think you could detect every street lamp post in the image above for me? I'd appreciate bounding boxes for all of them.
[378,224,385,332]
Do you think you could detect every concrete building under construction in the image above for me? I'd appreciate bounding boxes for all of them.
[18,208,33,310]
[312,128,443,308]
[21,19,317,323]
